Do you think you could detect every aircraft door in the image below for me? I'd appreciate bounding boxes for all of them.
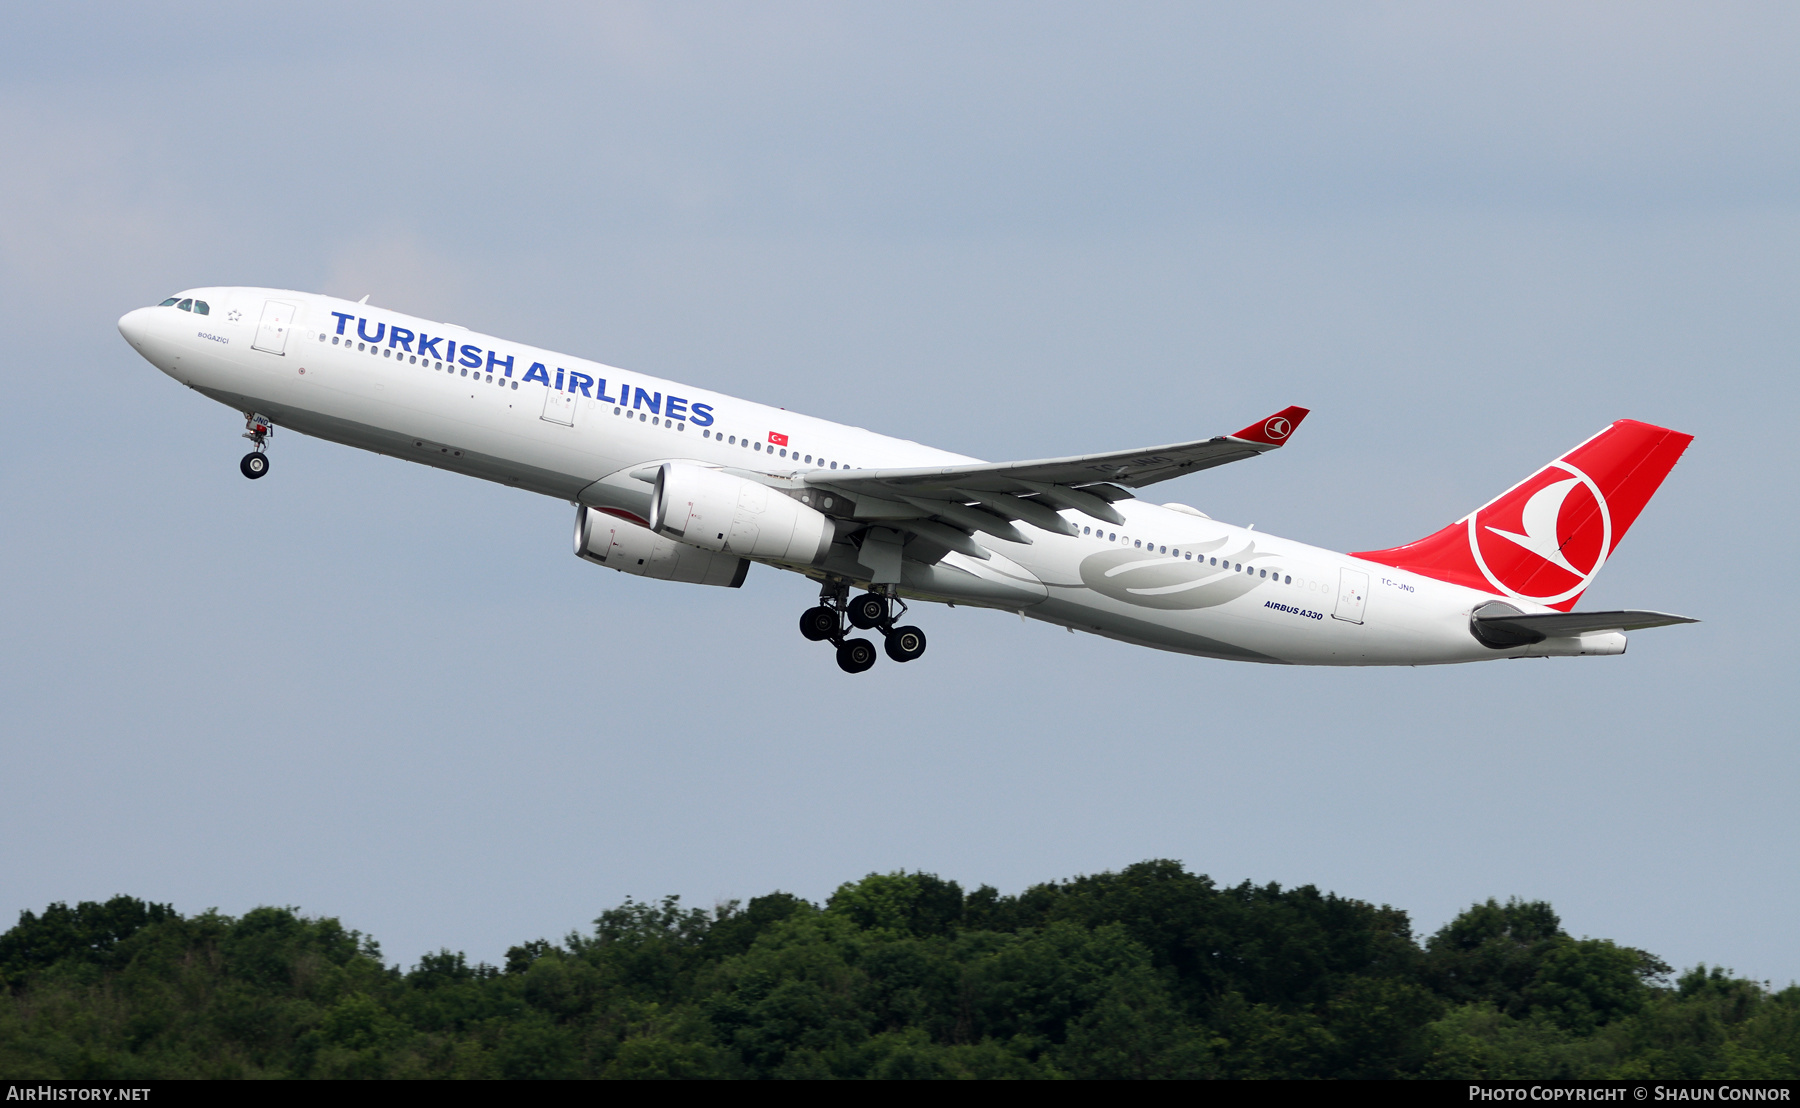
[1333,568,1369,624]
[252,300,298,355]
[542,388,576,426]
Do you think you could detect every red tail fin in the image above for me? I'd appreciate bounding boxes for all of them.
[1353,420,1693,611]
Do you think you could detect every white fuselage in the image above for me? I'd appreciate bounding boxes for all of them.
[119,287,1614,666]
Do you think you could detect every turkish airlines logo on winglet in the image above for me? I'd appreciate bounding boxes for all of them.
[1466,461,1612,605]
[1229,406,1309,445]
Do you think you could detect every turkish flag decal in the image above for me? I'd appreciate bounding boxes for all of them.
[769,432,789,446]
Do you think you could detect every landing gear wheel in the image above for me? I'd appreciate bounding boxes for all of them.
[848,592,888,630]
[836,638,878,674]
[799,605,839,642]
[240,452,269,480]
[884,625,927,663]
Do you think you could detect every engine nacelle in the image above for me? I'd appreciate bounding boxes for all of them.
[649,463,835,565]
[574,506,749,588]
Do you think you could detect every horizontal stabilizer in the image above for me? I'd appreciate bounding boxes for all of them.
[1471,607,1696,648]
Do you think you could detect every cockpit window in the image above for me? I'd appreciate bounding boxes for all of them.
[192,301,209,315]
[176,298,193,311]
[160,297,180,307]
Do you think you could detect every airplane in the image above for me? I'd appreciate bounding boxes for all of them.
[118,288,1697,674]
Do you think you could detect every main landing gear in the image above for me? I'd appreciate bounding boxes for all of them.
[240,413,272,480]
[799,581,928,673]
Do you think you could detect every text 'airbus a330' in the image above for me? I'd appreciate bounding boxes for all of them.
[119,289,1696,673]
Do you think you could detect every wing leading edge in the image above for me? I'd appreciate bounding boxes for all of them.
[809,405,1309,495]
[800,405,1309,556]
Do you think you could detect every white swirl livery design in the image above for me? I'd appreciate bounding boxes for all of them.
[1079,542,1267,610]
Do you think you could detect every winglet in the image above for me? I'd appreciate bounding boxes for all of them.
[1230,406,1309,446]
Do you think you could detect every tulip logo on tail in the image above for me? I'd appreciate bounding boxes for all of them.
[1469,462,1611,606]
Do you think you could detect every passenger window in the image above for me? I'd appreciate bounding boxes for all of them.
[193,301,209,315]
[728,435,736,444]
[1159,545,1166,554]
[830,461,837,469]
[1259,569,1267,578]
[332,336,339,344]
[176,299,193,311]
[1284,575,1291,584]
[755,442,762,451]
[805,454,812,463]
[1108,533,1116,541]
[1082,526,1090,535]
[1185,553,1192,560]
[160,297,180,306]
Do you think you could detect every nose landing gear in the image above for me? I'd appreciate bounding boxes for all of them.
[799,582,928,673]
[240,413,272,480]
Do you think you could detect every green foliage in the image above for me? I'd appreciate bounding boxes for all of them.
[0,868,1791,1079]
[0,897,177,987]
[826,872,965,937]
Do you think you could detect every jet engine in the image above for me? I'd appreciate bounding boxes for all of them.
[649,463,835,566]
[574,506,749,587]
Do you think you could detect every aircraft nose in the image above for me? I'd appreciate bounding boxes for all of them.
[118,307,153,346]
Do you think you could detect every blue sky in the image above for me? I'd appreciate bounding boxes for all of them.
[2,2,1795,983]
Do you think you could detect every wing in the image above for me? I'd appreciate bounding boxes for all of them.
[799,406,1309,556]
